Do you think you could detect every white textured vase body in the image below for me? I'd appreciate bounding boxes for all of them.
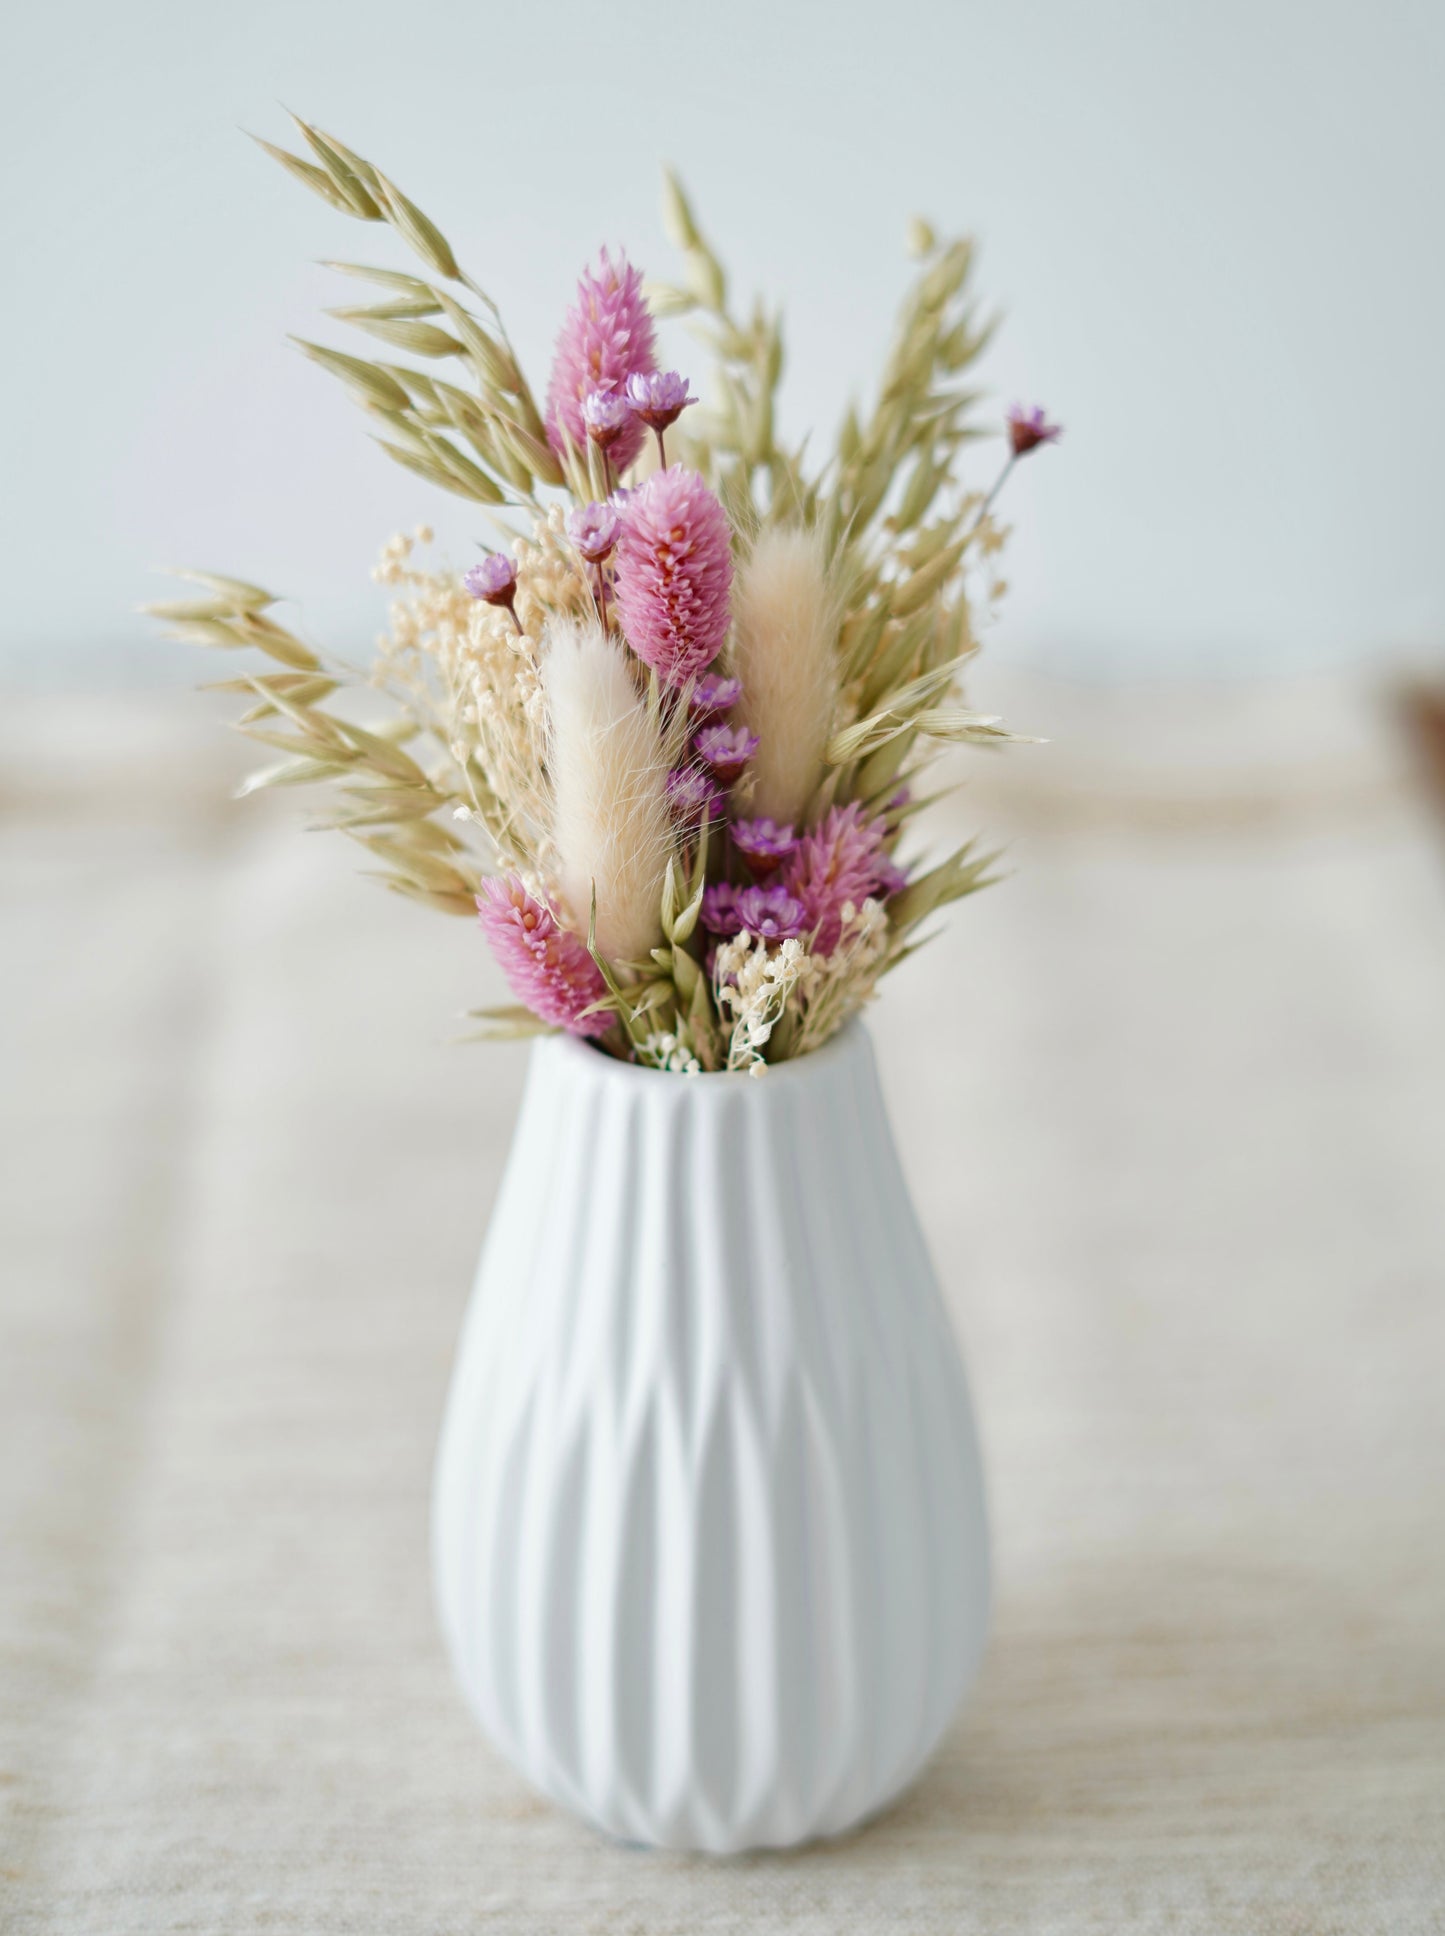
[432,1022,989,1853]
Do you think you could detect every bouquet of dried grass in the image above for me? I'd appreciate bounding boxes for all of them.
[152,117,1060,1073]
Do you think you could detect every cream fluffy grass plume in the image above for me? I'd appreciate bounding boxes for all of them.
[541,616,674,966]
[731,527,839,826]
[158,116,1061,1071]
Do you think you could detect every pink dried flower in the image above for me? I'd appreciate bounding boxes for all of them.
[689,672,743,719]
[613,465,733,687]
[785,802,897,954]
[464,552,517,602]
[694,720,759,785]
[1006,404,1063,457]
[567,501,620,564]
[582,388,632,450]
[477,876,610,1038]
[730,815,797,878]
[625,369,697,463]
[665,765,725,827]
[464,552,521,633]
[736,883,805,940]
[545,249,657,472]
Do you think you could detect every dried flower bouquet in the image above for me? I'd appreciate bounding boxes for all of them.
[153,117,1059,1073]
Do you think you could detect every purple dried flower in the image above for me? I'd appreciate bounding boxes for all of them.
[689,672,743,720]
[477,877,610,1038]
[665,764,725,826]
[694,721,759,785]
[625,369,697,428]
[464,552,521,631]
[874,855,910,896]
[613,465,734,687]
[567,500,620,565]
[582,387,633,450]
[1006,404,1063,457]
[700,882,742,936]
[736,883,806,940]
[625,369,697,462]
[729,815,797,878]
[464,552,518,602]
[545,249,657,471]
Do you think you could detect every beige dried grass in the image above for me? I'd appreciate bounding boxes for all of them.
[731,526,840,826]
[541,617,677,967]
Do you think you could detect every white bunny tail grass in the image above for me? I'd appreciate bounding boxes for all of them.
[731,525,840,825]
[542,615,676,967]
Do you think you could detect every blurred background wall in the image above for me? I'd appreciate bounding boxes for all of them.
[5,0,1444,689]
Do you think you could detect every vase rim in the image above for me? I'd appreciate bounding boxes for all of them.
[541,1016,871,1089]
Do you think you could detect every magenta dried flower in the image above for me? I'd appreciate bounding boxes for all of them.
[581,387,633,450]
[545,249,658,472]
[736,883,806,940]
[464,552,521,632]
[873,855,910,896]
[625,369,696,428]
[1006,404,1063,457]
[665,764,725,826]
[567,500,620,565]
[464,552,517,602]
[625,369,697,464]
[700,881,742,936]
[730,815,797,878]
[613,465,733,687]
[694,721,759,785]
[689,672,743,720]
[477,876,610,1038]
[785,802,898,954]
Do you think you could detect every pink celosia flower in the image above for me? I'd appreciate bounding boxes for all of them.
[613,465,733,687]
[694,721,759,784]
[785,803,898,954]
[545,249,657,472]
[477,876,611,1038]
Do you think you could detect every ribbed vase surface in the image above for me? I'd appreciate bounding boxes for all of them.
[432,1022,989,1853]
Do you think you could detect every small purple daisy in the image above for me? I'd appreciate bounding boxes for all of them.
[736,883,806,941]
[463,552,521,632]
[730,816,798,878]
[566,500,620,564]
[695,721,759,785]
[689,672,743,720]
[624,369,697,462]
[700,882,742,937]
[665,765,725,826]
[582,388,633,450]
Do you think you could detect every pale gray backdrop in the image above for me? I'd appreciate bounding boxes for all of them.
[4,0,1444,684]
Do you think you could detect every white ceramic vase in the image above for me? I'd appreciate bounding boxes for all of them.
[432,1021,989,1853]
